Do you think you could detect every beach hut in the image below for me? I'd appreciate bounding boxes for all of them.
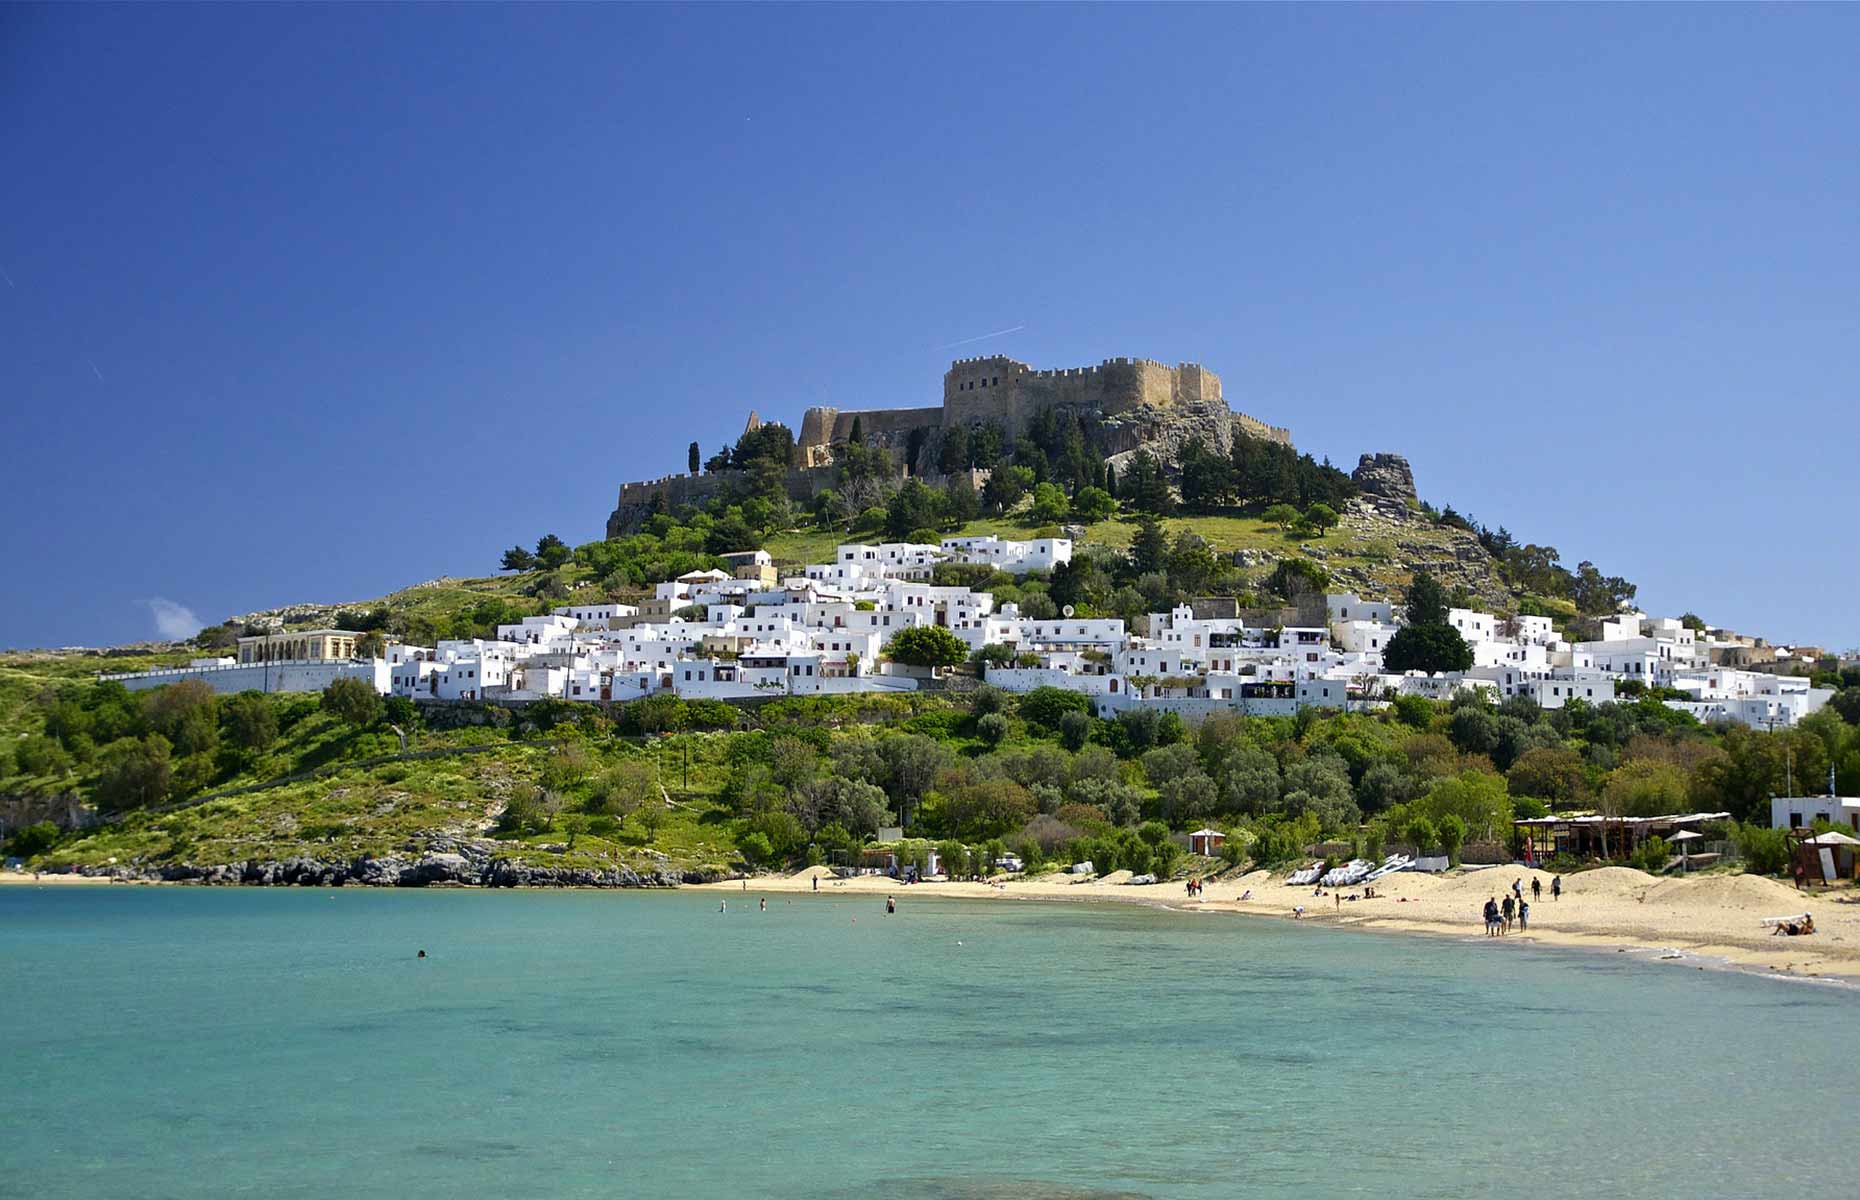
[1189,828,1226,856]
[1799,831,1860,883]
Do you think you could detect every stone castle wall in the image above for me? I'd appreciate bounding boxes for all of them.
[608,354,1292,535]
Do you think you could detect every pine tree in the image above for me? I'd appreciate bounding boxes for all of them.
[1104,462,1118,498]
[1129,518,1169,576]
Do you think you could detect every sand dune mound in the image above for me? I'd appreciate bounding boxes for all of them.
[1421,869,1538,901]
[1096,870,1134,886]
[1641,873,1801,910]
[790,865,838,881]
[1556,866,1657,900]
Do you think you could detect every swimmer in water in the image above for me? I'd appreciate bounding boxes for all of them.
[719,900,727,914]
[417,949,426,959]
[886,896,896,914]
[759,897,767,912]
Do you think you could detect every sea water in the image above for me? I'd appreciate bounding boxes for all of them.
[0,885,1850,1199]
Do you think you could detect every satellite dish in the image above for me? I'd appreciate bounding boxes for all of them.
[1062,605,1076,618]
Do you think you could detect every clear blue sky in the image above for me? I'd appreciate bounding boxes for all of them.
[4,4,1856,650]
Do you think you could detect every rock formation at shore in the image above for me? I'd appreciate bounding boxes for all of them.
[58,833,729,889]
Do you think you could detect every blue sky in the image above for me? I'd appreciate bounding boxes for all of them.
[3,5,1856,650]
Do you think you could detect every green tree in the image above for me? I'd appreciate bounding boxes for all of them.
[1069,486,1115,523]
[1403,569,1450,626]
[1405,815,1437,855]
[220,691,278,754]
[1383,624,1474,675]
[1128,518,1170,576]
[1300,502,1340,535]
[1507,745,1588,808]
[883,625,969,670]
[590,760,658,825]
[1028,481,1069,524]
[322,677,383,726]
[96,734,174,810]
[982,465,1033,513]
[1019,686,1092,730]
[886,480,945,540]
[1436,813,1467,866]
[1261,503,1300,532]
[688,441,701,474]
[500,545,537,572]
[6,821,61,858]
[1602,759,1689,817]
[938,423,970,475]
[1418,770,1512,842]
[534,533,571,569]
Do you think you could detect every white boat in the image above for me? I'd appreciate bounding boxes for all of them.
[1364,854,1414,882]
[1319,858,1373,887]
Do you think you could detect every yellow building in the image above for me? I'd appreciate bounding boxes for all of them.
[236,629,364,664]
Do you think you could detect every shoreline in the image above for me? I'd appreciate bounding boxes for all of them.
[11,863,1856,988]
[698,864,1860,986]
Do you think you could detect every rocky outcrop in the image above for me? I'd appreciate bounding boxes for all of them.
[74,831,716,889]
[1352,453,1416,503]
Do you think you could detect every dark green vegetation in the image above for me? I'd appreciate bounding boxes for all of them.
[8,653,1860,881]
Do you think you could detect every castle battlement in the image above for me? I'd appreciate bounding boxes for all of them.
[608,353,1292,536]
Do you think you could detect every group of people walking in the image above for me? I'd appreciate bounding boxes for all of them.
[1483,874,1560,936]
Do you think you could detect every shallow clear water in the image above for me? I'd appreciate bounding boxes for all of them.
[0,886,1851,1198]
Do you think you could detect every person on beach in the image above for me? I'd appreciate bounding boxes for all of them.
[1531,877,1541,901]
[1517,898,1529,931]
[1512,878,1523,902]
[1293,905,1305,919]
[1501,893,1515,933]
[1551,875,1562,901]
[812,875,818,893]
[1483,897,1499,936]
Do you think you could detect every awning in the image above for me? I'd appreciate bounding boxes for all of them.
[1803,831,1860,847]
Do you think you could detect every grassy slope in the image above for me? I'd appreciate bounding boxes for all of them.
[4,508,1502,872]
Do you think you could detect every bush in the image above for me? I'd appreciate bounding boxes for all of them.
[321,677,383,726]
[1631,835,1670,875]
[1019,687,1092,730]
[6,821,59,859]
[684,698,740,730]
[976,712,1010,747]
[1057,709,1092,751]
[1391,694,1435,729]
[1736,824,1790,876]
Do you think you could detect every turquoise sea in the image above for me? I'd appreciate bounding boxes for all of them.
[1,886,1851,1199]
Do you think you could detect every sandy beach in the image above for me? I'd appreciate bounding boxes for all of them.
[703,864,1860,982]
[0,871,139,886]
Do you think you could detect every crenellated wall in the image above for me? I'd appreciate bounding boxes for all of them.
[610,354,1292,535]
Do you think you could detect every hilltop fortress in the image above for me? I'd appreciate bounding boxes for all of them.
[608,355,1292,537]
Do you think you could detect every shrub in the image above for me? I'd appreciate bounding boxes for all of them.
[976,712,1010,747]
[6,821,59,858]
[1736,824,1790,876]
[1019,686,1092,730]
[684,699,740,730]
[1057,709,1092,751]
[321,677,383,726]
[1631,835,1671,875]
